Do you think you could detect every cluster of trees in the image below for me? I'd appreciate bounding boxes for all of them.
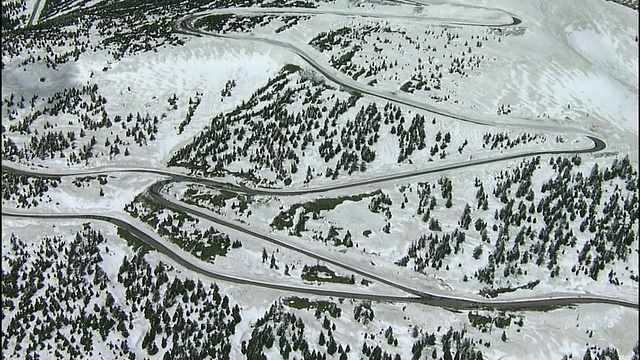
[275,15,310,33]
[125,193,240,263]
[368,191,393,232]
[383,326,399,347]
[241,301,349,360]
[325,227,353,247]
[322,100,379,177]
[179,185,254,218]
[392,110,430,162]
[3,14,92,68]
[353,302,375,325]
[446,51,484,76]
[1,171,59,208]
[309,20,500,105]
[496,104,512,115]
[3,0,320,75]
[283,297,342,319]
[114,111,158,148]
[413,28,499,97]
[415,182,438,223]
[310,24,413,82]
[196,14,277,34]
[301,264,356,284]
[178,93,202,134]
[360,342,399,360]
[309,25,378,53]
[368,191,392,216]
[329,102,381,169]
[271,193,373,243]
[544,156,638,281]
[261,247,282,270]
[3,221,244,360]
[476,155,638,285]
[2,0,28,30]
[2,227,133,359]
[170,68,294,179]
[24,0,325,74]
[167,62,491,187]
[474,179,490,210]
[41,0,103,20]
[88,0,231,58]
[400,65,445,96]
[220,80,236,99]
[169,66,369,185]
[467,311,524,333]
[118,252,242,359]
[389,153,637,290]
[482,132,541,151]
[4,85,99,161]
[1,83,166,166]
[438,176,454,208]
[395,227,466,272]
[72,175,108,188]
[576,346,623,360]
[6,0,166,69]
[311,225,353,247]
[330,45,377,80]
[472,157,565,283]
[411,327,485,360]
[193,12,309,36]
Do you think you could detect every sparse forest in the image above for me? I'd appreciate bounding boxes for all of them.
[2,0,637,358]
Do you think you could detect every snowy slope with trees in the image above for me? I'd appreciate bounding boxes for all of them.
[2,0,638,358]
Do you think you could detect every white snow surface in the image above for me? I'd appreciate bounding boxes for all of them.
[1,0,638,358]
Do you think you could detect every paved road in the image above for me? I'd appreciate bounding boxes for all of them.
[28,0,46,26]
[4,211,637,310]
[175,10,589,137]
[181,6,521,27]
[1,134,604,197]
[2,211,419,304]
[4,2,638,312]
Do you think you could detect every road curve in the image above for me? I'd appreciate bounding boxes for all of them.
[148,180,430,298]
[4,211,637,310]
[2,211,419,304]
[181,6,522,27]
[5,2,638,312]
[146,182,639,311]
[1,134,604,197]
[174,11,597,138]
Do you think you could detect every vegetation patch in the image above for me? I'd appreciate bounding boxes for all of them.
[179,184,257,217]
[301,264,355,284]
[117,227,153,255]
[467,311,524,333]
[271,191,380,232]
[125,192,240,262]
[478,279,540,298]
[283,297,342,318]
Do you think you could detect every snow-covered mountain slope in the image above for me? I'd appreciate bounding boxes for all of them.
[2,0,638,359]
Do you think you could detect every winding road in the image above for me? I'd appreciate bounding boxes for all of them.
[3,209,636,310]
[4,2,638,312]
